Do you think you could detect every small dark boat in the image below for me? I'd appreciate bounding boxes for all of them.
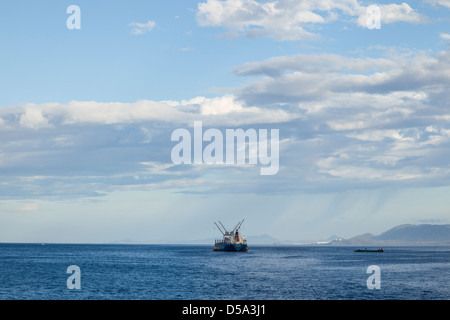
[354,248,383,252]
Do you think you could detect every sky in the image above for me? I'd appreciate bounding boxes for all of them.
[0,0,450,243]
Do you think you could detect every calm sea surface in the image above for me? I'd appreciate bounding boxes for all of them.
[0,244,448,300]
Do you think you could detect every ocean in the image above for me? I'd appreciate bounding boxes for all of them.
[0,244,448,300]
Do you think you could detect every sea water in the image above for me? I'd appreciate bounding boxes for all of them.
[0,244,448,300]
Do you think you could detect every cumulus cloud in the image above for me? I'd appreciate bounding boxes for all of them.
[196,0,427,41]
[19,107,51,129]
[356,2,427,27]
[129,20,156,35]
[197,0,323,40]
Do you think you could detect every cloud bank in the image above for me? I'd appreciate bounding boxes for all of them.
[1,46,450,199]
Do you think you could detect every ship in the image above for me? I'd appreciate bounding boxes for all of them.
[213,219,249,252]
[354,248,384,252]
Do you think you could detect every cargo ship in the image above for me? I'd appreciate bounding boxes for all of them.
[213,219,249,252]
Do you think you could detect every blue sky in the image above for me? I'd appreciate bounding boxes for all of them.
[1,0,450,243]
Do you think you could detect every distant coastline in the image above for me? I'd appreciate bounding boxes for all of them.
[1,224,449,246]
[275,224,450,246]
[184,223,450,246]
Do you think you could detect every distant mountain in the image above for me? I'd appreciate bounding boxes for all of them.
[324,234,344,242]
[329,224,450,246]
[376,224,450,242]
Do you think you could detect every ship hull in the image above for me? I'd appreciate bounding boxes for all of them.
[213,243,249,252]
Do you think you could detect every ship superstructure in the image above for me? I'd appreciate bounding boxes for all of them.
[213,219,249,252]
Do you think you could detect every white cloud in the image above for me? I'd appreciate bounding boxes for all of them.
[440,33,450,40]
[426,0,450,9]
[59,100,184,125]
[380,3,426,24]
[356,3,427,27]
[0,95,296,129]
[198,95,243,115]
[196,0,324,41]
[324,166,423,181]
[196,0,427,41]
[19,107,51,129]
[129,20,156,35]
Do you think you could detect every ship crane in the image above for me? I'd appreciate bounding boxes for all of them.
[218,221,231,236]
[233,219,245,233]
[218,221,227,231]
[214,222,225,236]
